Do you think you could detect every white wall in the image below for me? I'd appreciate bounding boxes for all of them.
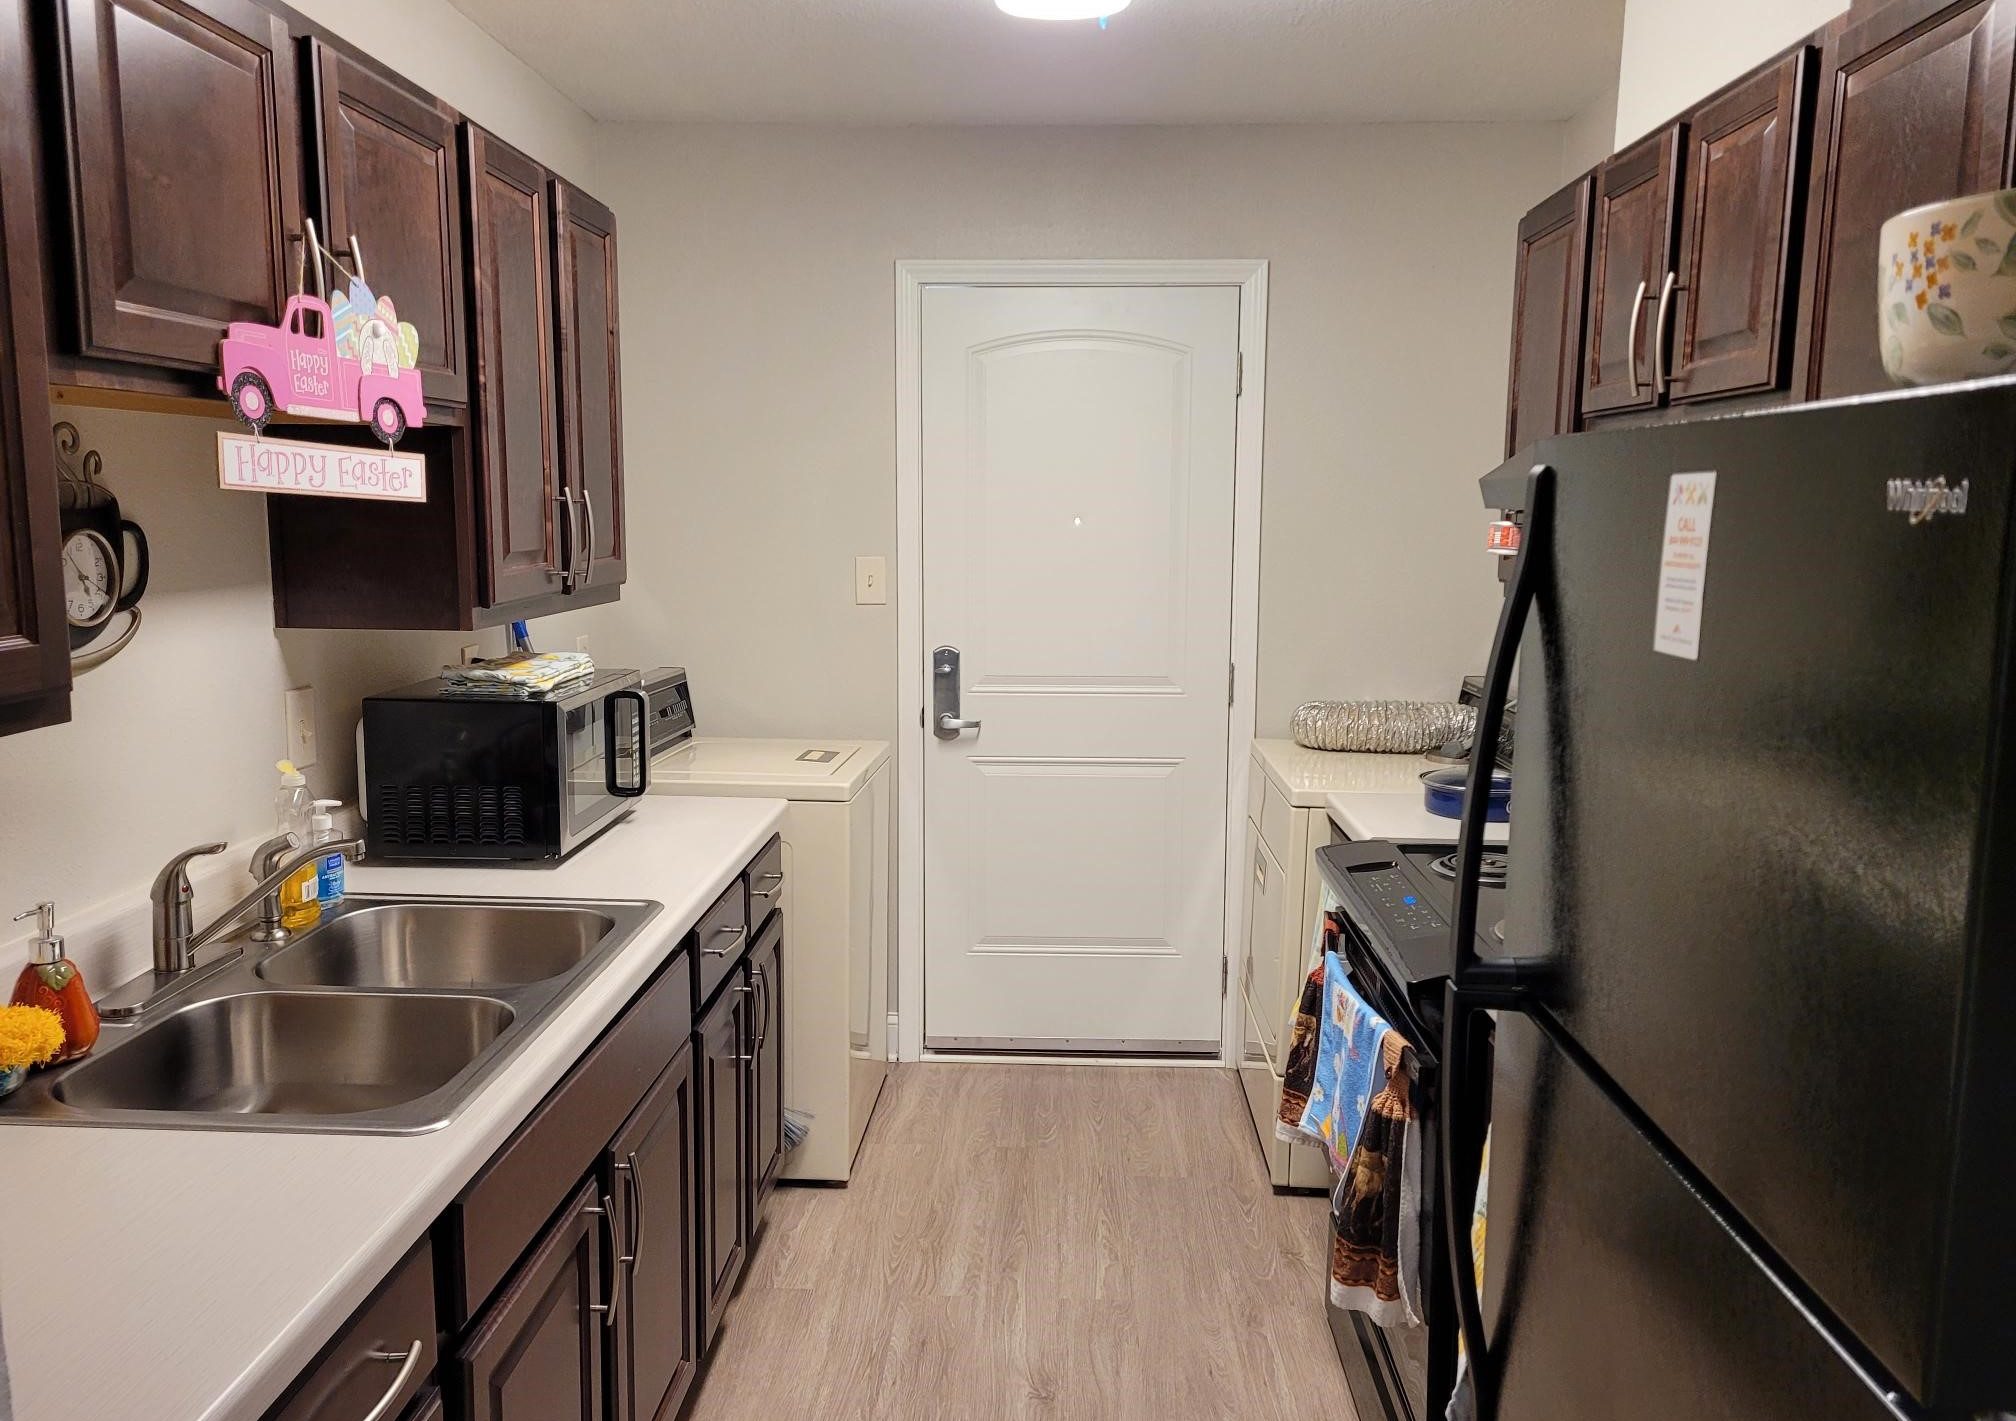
[1564,83,1620,178]
[558,122,1567,749]
[0,2,595,969]
[1614,0,1848,148]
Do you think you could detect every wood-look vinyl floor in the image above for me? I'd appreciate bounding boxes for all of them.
[688,1064,1360,1421]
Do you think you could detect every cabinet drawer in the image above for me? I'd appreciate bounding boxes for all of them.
[693,877,750,1008]
[445,954,690,1327]
[265,1237,435,1421]
[747,833,785,930]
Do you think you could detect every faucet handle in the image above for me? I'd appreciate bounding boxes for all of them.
[250,833,300,878]
[151,842,228,907]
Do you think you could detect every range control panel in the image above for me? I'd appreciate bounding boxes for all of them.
[1356,866,1449,939]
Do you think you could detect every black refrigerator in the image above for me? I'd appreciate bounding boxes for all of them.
[1443,379,2016,1421]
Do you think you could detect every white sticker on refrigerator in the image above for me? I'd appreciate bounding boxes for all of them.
[1654,471,1717,660]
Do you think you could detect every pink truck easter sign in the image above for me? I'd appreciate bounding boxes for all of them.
[215,226,426,450]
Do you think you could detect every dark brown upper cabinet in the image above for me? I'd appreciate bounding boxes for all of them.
[50,0,301,372]
[0,0,68,735]
[1504,175,1593,456]
[309,40,468,406]
[1796,0,2016,401]
[1581,128,1683,418]
[554,180,626,592]
[1668,48,1814,404]
[466,126,565,607]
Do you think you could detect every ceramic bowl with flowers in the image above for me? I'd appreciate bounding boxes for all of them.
[1881,191,2016,385]
[0,1003,66,1098]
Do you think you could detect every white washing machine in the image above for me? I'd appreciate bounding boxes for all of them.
[648,734,891,1183]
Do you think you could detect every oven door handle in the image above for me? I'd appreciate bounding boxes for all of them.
[1437,463,1552,1421]
[604,688,652,798]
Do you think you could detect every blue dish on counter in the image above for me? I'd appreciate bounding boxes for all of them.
[1421,766,1512,822]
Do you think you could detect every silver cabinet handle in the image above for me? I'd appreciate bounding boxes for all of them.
[553,489,578,588]
[360,1340,424,1421]
[703,923,747,956]
[1652,269,1679,396]
[753,870,784,902]
[752,964,769,1053]
[620,1149,646,1271]
[577,489,596,589]
[1626,278,1649,392]
[583,1194,622,1328]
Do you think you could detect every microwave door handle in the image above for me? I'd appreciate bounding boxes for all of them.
[604,689,651,798]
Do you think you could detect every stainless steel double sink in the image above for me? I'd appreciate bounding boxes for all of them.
[0,896,660,1135]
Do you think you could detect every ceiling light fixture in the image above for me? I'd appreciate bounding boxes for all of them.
[995,0,1130,21]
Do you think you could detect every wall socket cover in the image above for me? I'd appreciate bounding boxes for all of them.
[576,634,592,654]
[284,686,318,769]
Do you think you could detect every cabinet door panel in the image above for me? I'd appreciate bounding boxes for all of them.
[1799,0,2016,399]
[553,181,624,590]
[698,979,749,1349]
[751,916,784,1211]
[466,126,564,607]
[611,1046,699,1421]
[1582,128,1681,417]
[55,0,300,368]
[1505,175,1592,455]
[1671,49,1813,402]
[458,1177,608,1421]
[312,42,467,405]
[0,0,65,716]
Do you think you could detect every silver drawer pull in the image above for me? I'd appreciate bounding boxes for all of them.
[703,923,747,957]
[361,1340,424,1421]
[753,870,784,901]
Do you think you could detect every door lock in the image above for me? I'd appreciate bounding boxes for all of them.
[932,645,981,739]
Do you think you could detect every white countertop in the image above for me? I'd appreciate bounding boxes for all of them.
[1251,740,1449,807]
[0,795,785,1421]
[1326,785,1512,845]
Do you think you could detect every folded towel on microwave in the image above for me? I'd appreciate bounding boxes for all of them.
[1276,894,1426,1328]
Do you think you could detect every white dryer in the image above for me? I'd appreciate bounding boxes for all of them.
[649,734,891,1183]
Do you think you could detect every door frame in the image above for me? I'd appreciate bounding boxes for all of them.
[893,258,1270,1065]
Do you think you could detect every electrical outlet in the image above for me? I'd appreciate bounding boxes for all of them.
[284,686,318,769]
[855,555,887,605]
[576,634,592,654]
[460,642,482,665]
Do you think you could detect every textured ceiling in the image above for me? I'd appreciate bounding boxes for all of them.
[447,0,1627,126]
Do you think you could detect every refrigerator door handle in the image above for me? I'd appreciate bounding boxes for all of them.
[1439,462,1554,1421]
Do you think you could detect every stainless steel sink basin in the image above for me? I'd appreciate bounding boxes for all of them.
[0,894,660,1134]
[52,992,514,1118]
[257,903,617,989]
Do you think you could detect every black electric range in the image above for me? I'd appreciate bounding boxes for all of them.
[1312,838,1510,1421]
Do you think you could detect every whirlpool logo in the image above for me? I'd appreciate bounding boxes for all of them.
[1887,477,1970,524]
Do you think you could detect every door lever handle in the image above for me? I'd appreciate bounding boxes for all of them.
[936,713,982,737]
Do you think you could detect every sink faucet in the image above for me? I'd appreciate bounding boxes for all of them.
[99,834,365,1020]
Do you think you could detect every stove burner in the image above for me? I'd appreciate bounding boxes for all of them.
[1428,851,1509,888]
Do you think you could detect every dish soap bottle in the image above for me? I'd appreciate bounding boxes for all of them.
[276,760,320,932]
[312,800,347,911]
[10,901,99,1063]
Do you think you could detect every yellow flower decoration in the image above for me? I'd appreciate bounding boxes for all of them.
[1909,231,1920,248]
[1917,290,1930,310]
[0,1004,65,1070]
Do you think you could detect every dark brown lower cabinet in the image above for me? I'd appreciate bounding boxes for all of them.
[402,1390,444,1421]
[608,1046,700,1421]
[749,916,785,1213]
[266,1238,437,1421]
[698,972,752,1349]
[457,1177,610,1421]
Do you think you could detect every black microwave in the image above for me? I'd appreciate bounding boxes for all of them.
[361,669,650,861]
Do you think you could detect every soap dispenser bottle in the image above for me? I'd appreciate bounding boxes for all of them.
[276,760,320,932]
[10,901,100,1063]
[312,800,346,911]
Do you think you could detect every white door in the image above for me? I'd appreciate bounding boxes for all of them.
[921,284,1241,1053]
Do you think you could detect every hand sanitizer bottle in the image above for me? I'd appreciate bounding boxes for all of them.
[312,800,347,910]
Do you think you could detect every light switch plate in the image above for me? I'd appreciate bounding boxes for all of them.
[576,634,592,654]
[284,686,318,769]
[855,555,887,605]
[459,642,482,665]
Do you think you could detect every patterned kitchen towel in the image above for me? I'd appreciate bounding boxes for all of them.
[1321,990,1424,1327]
[1275,889,1350,1145]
